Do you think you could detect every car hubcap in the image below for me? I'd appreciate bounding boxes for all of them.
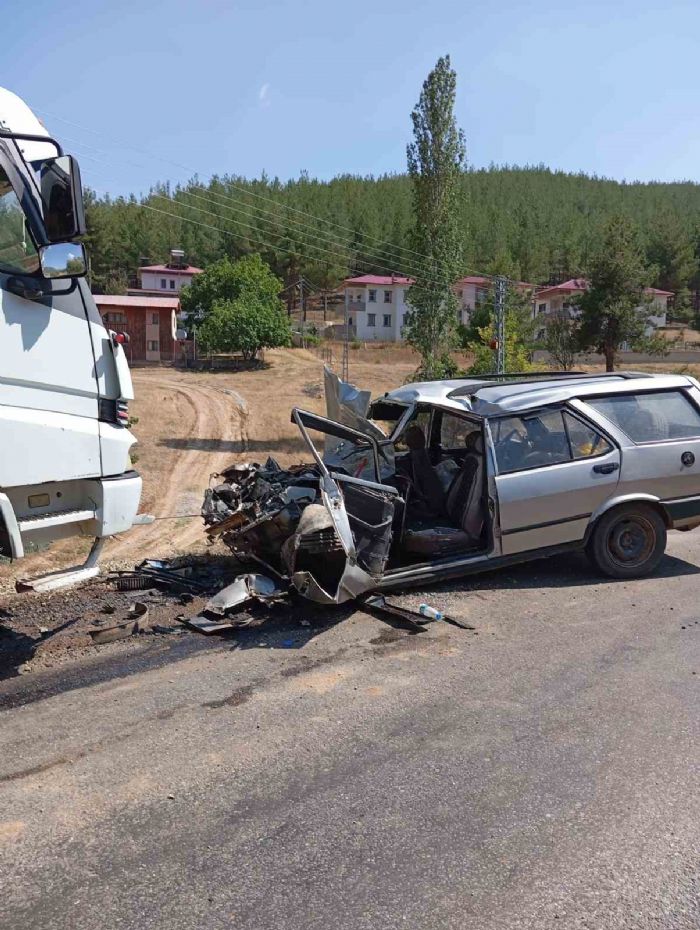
[607,516,655,567]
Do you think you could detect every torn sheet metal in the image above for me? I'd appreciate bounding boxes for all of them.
[201,371,400,607]
[323,367,394,480]
[187,573,286,634]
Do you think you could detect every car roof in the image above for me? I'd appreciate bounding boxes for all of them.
[383,372,697,417]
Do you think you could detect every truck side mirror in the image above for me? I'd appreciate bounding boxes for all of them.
[39,154,86,242]
[39,242,87,279]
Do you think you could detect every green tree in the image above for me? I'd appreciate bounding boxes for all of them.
[404,55,466,379]
[462,281,536,373]
[180,253,290,359]
[179,253,282,325]
[198,297,291,360]
[578,215,662,371]
[646,211,697,322]
[543,312,579,370]
[466,309,534,375]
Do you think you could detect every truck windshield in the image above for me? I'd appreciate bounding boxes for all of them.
[0,164,39,275]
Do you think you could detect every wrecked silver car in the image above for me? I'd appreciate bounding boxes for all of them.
[202,368,700,605]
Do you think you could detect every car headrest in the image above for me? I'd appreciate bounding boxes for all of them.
[464,430,483,454]
[404,424,426,451]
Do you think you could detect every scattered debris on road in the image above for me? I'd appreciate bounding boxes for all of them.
[88,602,151,644]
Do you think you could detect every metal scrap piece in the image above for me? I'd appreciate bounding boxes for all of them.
[187,573,287,635]
[88,602,150,644]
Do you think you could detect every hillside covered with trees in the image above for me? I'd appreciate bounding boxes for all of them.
[85,165,700,317]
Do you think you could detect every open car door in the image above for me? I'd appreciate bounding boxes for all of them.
[289,408,399,604]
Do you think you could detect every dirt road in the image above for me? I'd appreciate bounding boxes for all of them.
[106,371,247,562]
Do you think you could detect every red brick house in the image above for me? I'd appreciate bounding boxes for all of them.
[94,295,181,364]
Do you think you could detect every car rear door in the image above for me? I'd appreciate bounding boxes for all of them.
[490,407,621,555]
[578,389,700,523]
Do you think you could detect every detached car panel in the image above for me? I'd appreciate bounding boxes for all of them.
[201,369,700,602]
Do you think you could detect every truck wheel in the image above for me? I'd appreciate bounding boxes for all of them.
[586,503,667,579]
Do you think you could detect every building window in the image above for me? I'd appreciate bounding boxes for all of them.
[368,289,377,303]
[169,279,176,289]
[476,287,488,304]
[103,312,127,324]
[160,278,167,289]
[147,340,159,352]
[383,314,391,327]
[151,312,159,324]
[367,313,376,327]
[538,303,547,315]
[383,290,392,304]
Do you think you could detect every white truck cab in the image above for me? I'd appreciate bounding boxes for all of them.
[0,88,142,585]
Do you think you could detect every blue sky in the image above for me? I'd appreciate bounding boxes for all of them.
[4,0,700,195]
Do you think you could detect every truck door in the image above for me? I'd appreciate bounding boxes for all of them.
[491,407,621,555]
[0,159,100,488]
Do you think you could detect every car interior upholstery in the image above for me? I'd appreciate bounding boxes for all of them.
[396,421,486,559]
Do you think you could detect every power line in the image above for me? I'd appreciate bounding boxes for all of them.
[65,135,475,285]
[85,163,463,291]
[35,104,498,284]
[68,142,449,284]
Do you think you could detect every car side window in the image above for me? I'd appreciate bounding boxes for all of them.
[440,412,478,449]
[493,410,570,473]
[585,391,700,442]
[394,409,432,452]
[563,412,612,459]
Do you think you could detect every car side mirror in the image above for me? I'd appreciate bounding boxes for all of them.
[39,154,86,241]
[39,242,87,279]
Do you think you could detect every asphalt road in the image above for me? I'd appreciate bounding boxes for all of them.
[1,533,699,929]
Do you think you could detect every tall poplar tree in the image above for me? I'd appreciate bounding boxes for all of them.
[405,56,466,379]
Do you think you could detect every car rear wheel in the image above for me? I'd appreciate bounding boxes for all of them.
[586,503,667,579]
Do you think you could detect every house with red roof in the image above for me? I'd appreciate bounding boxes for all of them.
[94,294,181,363]
[344,275,414,341]
[343,274,535,342]
[533,279,673,340]
[135,249,203,296]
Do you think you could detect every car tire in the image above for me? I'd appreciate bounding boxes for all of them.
[586,503,667,579]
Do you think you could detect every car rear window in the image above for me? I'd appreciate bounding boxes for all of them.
[585,391,700,443]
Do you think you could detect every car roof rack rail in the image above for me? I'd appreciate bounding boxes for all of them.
[447,371,652,399]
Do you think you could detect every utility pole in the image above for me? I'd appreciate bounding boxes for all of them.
[493,275,507,374]
[341,294,350,381]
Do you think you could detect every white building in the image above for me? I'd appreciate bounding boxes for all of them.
[136,249,203,295]
[456,276,535,326]
[533,278,672,340]
[344,274,535,342]
[344,275,414,341]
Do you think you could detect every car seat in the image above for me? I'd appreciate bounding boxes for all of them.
[402,431,485,557]
[403,423,446,517]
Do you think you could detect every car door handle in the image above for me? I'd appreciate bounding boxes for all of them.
[593,462,619,475]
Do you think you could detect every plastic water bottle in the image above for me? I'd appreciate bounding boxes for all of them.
[418,603,444,621]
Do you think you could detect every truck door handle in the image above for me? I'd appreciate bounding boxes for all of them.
[593,462,619,475]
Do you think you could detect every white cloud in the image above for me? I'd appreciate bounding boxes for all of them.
[258,83,270,107]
